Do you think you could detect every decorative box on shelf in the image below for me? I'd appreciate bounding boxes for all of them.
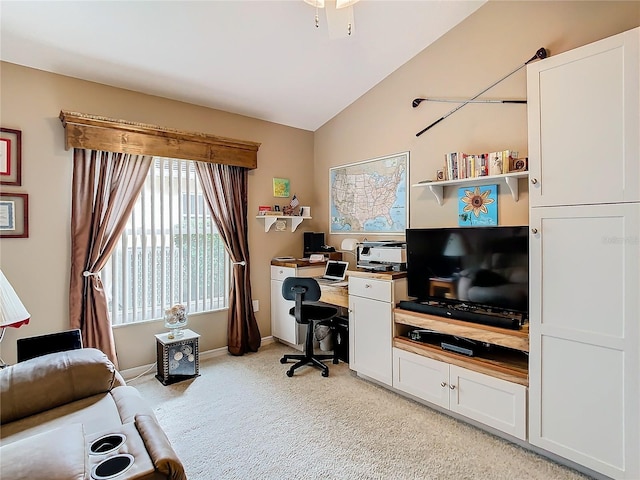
[155,328,200,385]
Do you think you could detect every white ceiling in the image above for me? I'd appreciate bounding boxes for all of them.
[0,1,485,131]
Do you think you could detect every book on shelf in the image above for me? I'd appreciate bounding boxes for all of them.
[443,150,519,181]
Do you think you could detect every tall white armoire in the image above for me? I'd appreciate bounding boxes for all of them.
[527,27,639,479]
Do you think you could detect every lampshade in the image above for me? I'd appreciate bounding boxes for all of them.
[303,0,325,7]
[443,233,469,257]
[0,269,30,328]
[336,0,359,8]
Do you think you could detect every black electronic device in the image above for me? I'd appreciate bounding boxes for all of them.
[406,328,480,356]
[398,300,522,330]
[441,342,474,356]
[405,226,529,326]
[304,232,325,256]
[17,329,83,362]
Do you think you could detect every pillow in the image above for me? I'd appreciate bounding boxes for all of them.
[473,269,507,287]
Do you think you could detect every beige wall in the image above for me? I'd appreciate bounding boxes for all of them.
[315,1,639,250]
[0,1,637,370]
[0,63,316,369]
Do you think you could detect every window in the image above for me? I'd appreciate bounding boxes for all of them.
[104,157,230,325]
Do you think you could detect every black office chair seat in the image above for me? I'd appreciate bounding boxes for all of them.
[280,277,339,377]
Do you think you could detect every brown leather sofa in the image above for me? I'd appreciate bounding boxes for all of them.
[0,348,186,480]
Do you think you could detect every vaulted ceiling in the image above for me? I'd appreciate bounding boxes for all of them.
[0,1,485,131]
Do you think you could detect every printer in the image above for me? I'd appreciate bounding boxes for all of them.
[357,241,407,272]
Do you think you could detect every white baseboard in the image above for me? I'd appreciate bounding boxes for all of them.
[121,335,276,381]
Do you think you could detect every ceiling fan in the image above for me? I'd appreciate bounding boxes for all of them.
[304,0,361,37]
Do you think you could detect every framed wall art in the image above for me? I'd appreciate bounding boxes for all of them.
[272,177,290,198]
[0,128,22,186]
[0,193,29,238]
[330,151,409,234]
[458,185,497,226]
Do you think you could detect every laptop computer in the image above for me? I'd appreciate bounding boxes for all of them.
[315,260,349,284]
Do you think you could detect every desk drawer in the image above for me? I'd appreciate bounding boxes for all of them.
[271,266,296,281]
[349,277,391,302]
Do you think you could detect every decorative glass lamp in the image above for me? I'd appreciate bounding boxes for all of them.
[164,304,188,339]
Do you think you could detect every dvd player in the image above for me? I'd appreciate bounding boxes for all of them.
[398,300,522,330]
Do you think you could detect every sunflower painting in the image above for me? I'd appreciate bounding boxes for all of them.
[458,185,497,226]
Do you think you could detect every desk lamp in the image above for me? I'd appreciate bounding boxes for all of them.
[0,269,31,367]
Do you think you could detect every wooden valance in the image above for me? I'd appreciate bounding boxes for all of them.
[59,110,260,169]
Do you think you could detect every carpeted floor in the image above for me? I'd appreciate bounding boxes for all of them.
[133,342,590,480]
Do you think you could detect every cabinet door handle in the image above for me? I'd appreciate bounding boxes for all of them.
[531,228,538,234]
[365,284,371,288]
[440,382,447,388]
[449,384,456,390]
[531,178,538,185]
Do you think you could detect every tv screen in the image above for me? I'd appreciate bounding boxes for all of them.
[406,226,528,313]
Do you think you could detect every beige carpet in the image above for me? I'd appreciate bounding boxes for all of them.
[133,342,589,480]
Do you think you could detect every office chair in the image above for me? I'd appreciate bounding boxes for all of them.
[280,277,339,377]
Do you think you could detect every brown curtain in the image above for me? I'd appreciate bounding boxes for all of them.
[69,149,153,367]
[195,162,261,355]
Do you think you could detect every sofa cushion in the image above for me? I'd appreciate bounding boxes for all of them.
[0,423,88,480]
[1,348,120,424]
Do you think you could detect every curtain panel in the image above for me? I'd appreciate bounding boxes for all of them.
[69,149,153,367]
[195,162,261,355]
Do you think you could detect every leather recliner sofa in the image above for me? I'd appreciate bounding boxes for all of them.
[0,347,186,480]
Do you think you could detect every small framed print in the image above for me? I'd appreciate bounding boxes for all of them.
[272,177,290,198]
[509,157,528,172]
[0,193,28,238]
[0,128,22,186]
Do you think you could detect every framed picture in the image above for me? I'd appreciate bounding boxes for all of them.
[0,193,29,238]
[330,151,409,234]
[458,185,497,227]
[0,128,22,186]
[509,157,528,172]
[272,178,290,198]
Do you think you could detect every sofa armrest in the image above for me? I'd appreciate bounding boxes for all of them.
[1,348,120,424]
[135,414,187,480]
[0,423,88,480]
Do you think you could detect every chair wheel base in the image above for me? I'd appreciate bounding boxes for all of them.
[280,358,287,364]
[322,370,329,377]
[286,369,294,377]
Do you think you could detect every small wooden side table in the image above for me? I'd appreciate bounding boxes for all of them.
[155,329,200,385]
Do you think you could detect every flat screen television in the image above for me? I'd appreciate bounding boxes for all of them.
[405,226,529,314]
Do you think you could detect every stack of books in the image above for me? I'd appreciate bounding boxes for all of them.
[442,150,520,181]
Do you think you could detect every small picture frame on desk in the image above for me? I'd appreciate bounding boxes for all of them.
[273,205,280,212]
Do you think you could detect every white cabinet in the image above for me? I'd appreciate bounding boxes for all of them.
[527,28,639,207]
[270,265,324,346]
[528,203,639,479]
[527,27,640,480]
[348,275,407,386]
[393,348,527,440]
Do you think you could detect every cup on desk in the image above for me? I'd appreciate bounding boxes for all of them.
[300,206,310,217]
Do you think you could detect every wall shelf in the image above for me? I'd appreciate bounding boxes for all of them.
[412,172,529,205]
[256,215,311,232]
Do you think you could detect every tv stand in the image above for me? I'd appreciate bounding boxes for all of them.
[392,307,529,439]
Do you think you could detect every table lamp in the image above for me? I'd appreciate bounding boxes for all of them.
[0,269,31,367]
